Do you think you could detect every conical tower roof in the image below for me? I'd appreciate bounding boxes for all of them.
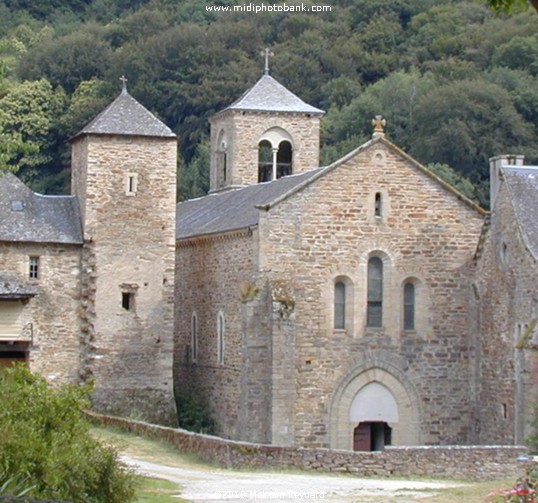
[223,74,324,115]
[74,85,175,139]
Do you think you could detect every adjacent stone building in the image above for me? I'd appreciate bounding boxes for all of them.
[0,84,177,422]
[473,156,538,445]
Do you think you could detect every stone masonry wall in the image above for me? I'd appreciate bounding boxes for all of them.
[257,140,485,448]
[209,110,321,191]
[0,241,81,382]
[474,178,538,444]
[88,412,528,481]
[174,231,257,439]
[71,134,177,423]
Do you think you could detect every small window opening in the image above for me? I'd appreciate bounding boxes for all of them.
[501,403,508,419]
[125,173,138,195]
[29,256,40,280]
[374,192,382,217]
[122,292,134,311]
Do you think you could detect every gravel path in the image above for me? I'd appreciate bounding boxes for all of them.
[122,455,465,502]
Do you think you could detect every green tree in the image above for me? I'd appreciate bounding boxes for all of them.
[0,79,66,182]
[486,0,538,14]
[0,365,136,503]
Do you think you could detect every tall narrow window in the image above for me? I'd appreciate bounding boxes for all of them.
[374,192,382,217]
[367,257,383,327]
[258,141,273,182]
[217,312,225,364]
[403,282,415,330]
[29,256,39,280]
[334,281,346,329]
[191,313,198,363]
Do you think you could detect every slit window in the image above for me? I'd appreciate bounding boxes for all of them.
[375,192,382,217]
[191,313,198,363]
[125,173,138,195]
[217,312,225,364]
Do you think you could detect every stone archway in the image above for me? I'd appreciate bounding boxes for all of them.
[329,364,421,450]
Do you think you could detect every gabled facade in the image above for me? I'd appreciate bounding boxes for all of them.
[175,76,487,447]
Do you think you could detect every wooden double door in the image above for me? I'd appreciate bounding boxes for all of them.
[353,421,392,451]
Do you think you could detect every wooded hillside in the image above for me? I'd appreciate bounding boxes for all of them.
[0,0,537,206]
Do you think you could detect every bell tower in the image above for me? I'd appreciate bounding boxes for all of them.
[209,50,324,192]
[70,78,177,423]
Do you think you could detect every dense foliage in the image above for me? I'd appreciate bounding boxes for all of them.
[0,366,136,503]
[0,0,537,206]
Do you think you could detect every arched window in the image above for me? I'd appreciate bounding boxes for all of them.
[258,135,293,183]
[277,141,292,178]
[374,192,382,217]
[217,312,225,364]
[403,282,415,330]
[367,257,383,327]
[334,281,346,329]
[258,140,273,182]
[191,313,198,362]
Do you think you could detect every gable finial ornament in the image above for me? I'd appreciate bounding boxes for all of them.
[372,115,386,138]
[261,48,274,76]
[119,75,128,94]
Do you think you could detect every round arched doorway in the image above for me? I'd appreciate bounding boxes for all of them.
[329,366,421,450]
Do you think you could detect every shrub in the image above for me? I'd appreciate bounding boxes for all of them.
[0,366,137,503]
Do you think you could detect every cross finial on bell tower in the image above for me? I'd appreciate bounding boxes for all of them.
[261,48,274,75]
[119,75,128,94]
[372,115,386,138]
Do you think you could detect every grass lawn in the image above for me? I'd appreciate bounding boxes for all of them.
[134,476,188,503]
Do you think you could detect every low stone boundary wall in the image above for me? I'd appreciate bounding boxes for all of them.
[87,411,527,480]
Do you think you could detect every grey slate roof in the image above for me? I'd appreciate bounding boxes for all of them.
[0,272,38,298]
[0,173,83,245]
[503,166,538,259]
[75,88,176,138]
[223,74,324,115]
[177,168,323,240]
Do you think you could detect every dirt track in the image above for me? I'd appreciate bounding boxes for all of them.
[122,455,466,502]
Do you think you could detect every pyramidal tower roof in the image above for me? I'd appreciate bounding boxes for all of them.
[224,73,324,115]
[74,81,176,139]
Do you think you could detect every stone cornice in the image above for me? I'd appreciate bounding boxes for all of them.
[176,227,254,248]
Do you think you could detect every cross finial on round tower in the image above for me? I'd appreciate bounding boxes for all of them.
[120,75,128,94]
[261,48,274,75]
[372,115,386,138]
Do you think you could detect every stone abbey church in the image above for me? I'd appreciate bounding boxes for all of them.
[1,66,537,451]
